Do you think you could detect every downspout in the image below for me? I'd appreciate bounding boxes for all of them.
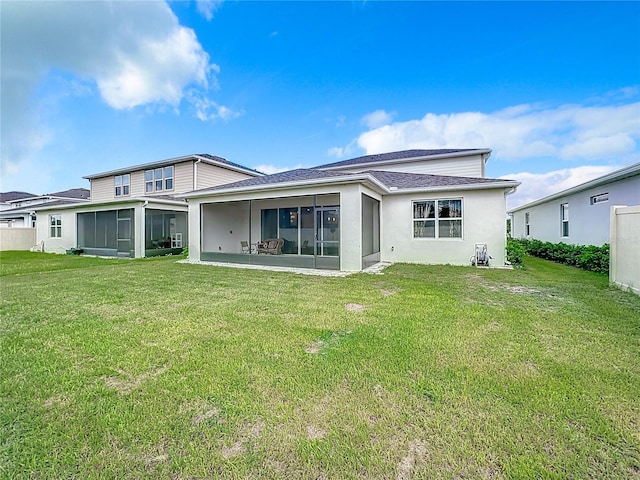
[194,158,202,191]
[142,200,148,257]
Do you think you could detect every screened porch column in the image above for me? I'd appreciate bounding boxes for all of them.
[340,184,363,271]
[188,200,201,260]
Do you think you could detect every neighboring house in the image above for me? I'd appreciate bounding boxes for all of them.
[509,162,640,246]
[0,189,90,228]
[181,149,519,271]
[33,154,262,257]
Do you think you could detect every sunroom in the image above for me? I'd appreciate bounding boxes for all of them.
[184,178,382,271]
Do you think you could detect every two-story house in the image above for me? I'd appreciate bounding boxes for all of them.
[0,189,90,228]
[34,154,262,257]
[181,149,520,271]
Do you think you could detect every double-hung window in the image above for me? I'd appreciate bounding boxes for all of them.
[114,174,130,197]
[561,203,569,237]
[413,199,462,238]
[49,214,62,238]
[525,212,530,236]
[145,166,174,193]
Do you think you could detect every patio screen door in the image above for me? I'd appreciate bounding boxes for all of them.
[315,207,339,257]
[117,209,133,256]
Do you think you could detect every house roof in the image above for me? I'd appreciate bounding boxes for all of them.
[0,191,37,202]
[315,149,491,170]
[366,170,517,190]
[508,162,640,213]
[48,188,90,200]
[83,154,263,180]
[0,198,87,216]
[180,167,518,199]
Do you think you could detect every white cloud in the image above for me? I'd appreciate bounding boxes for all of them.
[188,93,244,122]
[503,165,619,210]
[361,109,395,129]
[252,164,305,175]
[196,0,223,21]
[352,101,640,161]
[1,1,221,184]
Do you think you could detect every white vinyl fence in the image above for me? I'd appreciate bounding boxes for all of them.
[0,228,37,251]
[610,205,640,295]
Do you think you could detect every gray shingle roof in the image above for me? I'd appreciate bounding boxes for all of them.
[189,168,350,194]
[366,170,514,189]
[184,167,517,197]
[49,188,90,199]
[0,191,37,202]
[315,149,483,169]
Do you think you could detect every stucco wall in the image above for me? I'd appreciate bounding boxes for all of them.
[36,210,78,254]
[381,188,508,266]
[0,228,36,251]
[511,175,639,246]
[610,205,640,295]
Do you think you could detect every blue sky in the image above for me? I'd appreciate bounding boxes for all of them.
[2,1,639,208]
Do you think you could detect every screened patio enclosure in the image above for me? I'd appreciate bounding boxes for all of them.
[199,193,380,271]
[76,207,187,258]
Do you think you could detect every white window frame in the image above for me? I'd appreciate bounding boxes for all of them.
[114,174,130,197]
[525,212,530,236]
[49,214,62,238]
[145,166,174,193]
[561,203,569,237]
[590,193,609,205]
[412,198,463,239]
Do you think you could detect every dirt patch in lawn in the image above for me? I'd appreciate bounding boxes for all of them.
[304,331,352,355]
[104,365,168,394]
[306,424,326,440]
[221,419,264,459]
[345,303,366,312]
[396,439,428,480]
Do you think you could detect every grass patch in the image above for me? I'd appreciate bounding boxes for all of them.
[1,252,639,479]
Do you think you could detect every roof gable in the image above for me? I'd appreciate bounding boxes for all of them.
[315,149,489,170]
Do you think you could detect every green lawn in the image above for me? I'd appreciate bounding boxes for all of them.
[1,251,639,479]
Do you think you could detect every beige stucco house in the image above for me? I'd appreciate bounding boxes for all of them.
[181,149,520,271]
[34,154,262,257]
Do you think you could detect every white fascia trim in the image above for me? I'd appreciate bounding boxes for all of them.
[33,197,187,211]
[508,162,640,213]
[385,180,520,195]
[180,174,389,199]
[318,149,492,171]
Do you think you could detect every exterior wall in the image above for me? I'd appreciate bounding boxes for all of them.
[0,228,36,251]
[196,163,256,190]
[610,205,640,295]
[90,176,114,203]
[332,154,484,178]
[381,188,509,266]
[90,161,195,202]
[511,175,639,245]
[36,210,78,254]
[89,160,258,203]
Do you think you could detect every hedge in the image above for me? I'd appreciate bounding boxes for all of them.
[509,238,609,275]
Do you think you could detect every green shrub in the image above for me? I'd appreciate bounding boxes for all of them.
[506,237,525,266]
[514,238,609,275]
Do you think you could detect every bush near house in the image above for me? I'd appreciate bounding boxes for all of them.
[512,238,610,275]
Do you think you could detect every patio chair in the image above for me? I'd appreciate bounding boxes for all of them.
[240,241,251,254]
[256,238,284,255]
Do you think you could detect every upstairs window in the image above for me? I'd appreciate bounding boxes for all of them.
[49,214,62,238]
[413,199,462,238]
[145,166,174,193]
[115,174,130,197]
[561,203,569,237]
